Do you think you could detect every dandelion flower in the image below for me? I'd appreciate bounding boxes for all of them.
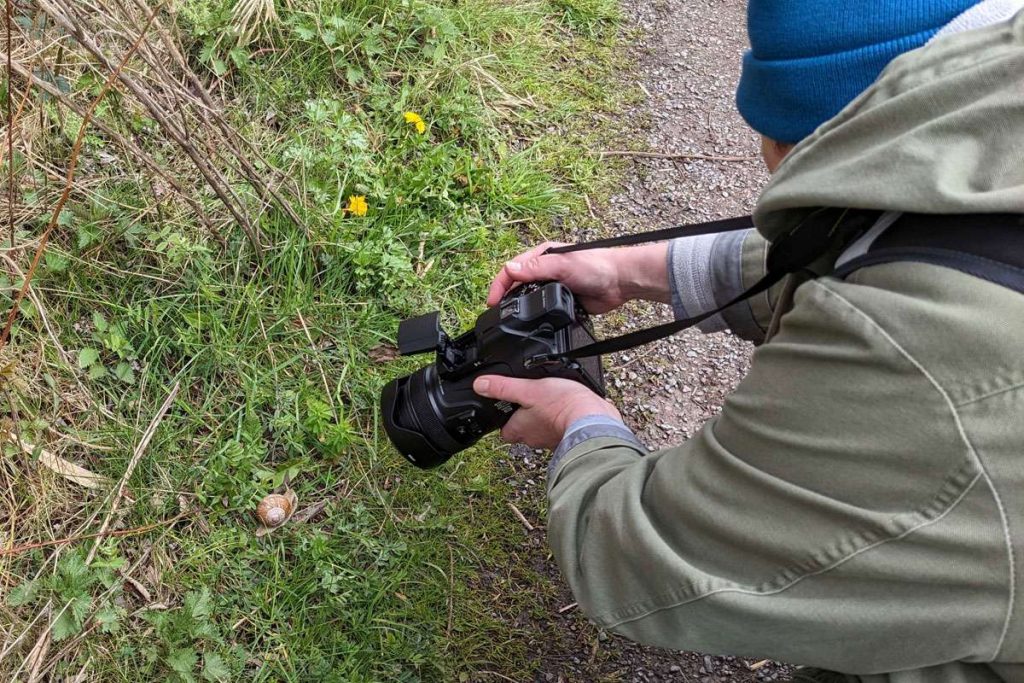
[345,195,368,217]
[403,111,426,135]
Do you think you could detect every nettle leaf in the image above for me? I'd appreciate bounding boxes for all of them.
[293,24,315,40]
[184,588,213,621]
[346,64,364,85]
[114,362,136,384]
[52,595,91,641]
[87,363,107,380]
[166,647,198,681]
[95,604,122,634]
[92,311,108,333]
[202,652,230,682]
[44,251,69,273]
[78,347,100,368]
[228,47,249,69]
[7,580,39,607]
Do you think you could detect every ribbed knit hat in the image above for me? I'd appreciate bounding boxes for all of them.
[737,1,982,143]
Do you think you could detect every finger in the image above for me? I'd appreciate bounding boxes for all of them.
[486,242,565,306]
[499,411,531,445]
[473,375,539,406]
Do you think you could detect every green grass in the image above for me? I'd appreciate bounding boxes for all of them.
[1,0,626,679]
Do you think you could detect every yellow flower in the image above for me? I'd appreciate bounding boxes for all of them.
[403,111,426,134]
[345,195,368,217]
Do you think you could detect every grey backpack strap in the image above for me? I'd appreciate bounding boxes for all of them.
[833,213,1024,294]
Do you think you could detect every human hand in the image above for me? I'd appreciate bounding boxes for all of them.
[486,242,671,314]
[473,375,622,450]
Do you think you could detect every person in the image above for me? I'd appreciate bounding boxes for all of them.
[473,1,1024,680]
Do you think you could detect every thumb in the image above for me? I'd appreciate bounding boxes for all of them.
[505,254,566,284]
[473,375,536,406]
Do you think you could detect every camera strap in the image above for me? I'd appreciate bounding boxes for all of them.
[533,208,870,362]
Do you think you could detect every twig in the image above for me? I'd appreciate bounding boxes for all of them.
[0,512,189,557]
[598,150,756,163]
[0,0,165,352]
[5,0,13,247]
[8,59,218,237]
[748,659,770,671]
[24,606,52,683]
[508,501,535,531]
[0,600,50,665]
[477,672,520,683]
[0,252,114,418]
[86,381,180,564]
[296,311,337,420]
[557,602,577,614]
[36,0,265,258]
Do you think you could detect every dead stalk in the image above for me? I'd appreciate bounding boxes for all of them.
[85,381,180,564]
[0,0,166,352]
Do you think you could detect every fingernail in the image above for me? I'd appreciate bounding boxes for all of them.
[505,261,522,272]
[474,378,491,395]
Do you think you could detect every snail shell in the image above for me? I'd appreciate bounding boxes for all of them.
[256,492,296,527]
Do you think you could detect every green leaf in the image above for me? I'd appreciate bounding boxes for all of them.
[167,648,198,681]
[293,25,315,40]
[43,251,69,273]
[87,363,107,380]
[114,362,135,384]
[228,47,250,69]
[95,604,122,634]
[91,311,108,332]
[202,652,230,682]
[7,580,39,607]
[78,347,100,368]
[52,610,80,641]
[184,588,213,621]
[53,595,91,641]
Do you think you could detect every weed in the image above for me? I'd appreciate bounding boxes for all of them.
[1,0,627,679]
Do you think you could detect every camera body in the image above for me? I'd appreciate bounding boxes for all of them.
[381,282,604,468]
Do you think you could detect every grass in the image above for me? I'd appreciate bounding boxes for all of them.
[0,0,628,679]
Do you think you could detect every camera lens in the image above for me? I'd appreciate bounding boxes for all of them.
[381,365,464,468]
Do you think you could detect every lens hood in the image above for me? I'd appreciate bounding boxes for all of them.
[381,373,454,469]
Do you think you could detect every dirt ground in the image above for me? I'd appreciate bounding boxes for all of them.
[496,0,799,680]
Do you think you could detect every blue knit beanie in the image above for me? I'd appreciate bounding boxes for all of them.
[737,1,981,143]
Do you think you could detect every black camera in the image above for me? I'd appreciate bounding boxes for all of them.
[380,282,604,468]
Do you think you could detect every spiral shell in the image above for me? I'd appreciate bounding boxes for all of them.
[256,492,296,528]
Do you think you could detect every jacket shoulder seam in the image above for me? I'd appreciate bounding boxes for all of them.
[811,280,1016,660]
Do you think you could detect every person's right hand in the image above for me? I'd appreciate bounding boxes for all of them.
[486,242,671,314]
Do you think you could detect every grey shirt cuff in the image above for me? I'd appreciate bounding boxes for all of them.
[548,414,645,478]
[668,228,757,336]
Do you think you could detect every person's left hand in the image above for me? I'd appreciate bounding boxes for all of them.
[473,375,622,450]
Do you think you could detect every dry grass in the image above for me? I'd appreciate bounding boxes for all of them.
[0,0,624,677]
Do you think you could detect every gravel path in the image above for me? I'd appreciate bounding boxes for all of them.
[496,1,795,680]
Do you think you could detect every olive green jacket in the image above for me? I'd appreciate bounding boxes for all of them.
[547,12,1024,682]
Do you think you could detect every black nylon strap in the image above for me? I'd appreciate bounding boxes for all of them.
[534,268,787,362]
[545,215,754,254]
[534,210,1023,365]
[530,208,858,364]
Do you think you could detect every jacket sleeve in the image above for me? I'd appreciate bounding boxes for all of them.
[546,276,1008,673]
[669,228,777,343]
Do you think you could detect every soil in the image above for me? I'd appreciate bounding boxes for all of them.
[493,0,799,680]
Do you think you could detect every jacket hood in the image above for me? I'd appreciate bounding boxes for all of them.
[753,9,1024,241]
